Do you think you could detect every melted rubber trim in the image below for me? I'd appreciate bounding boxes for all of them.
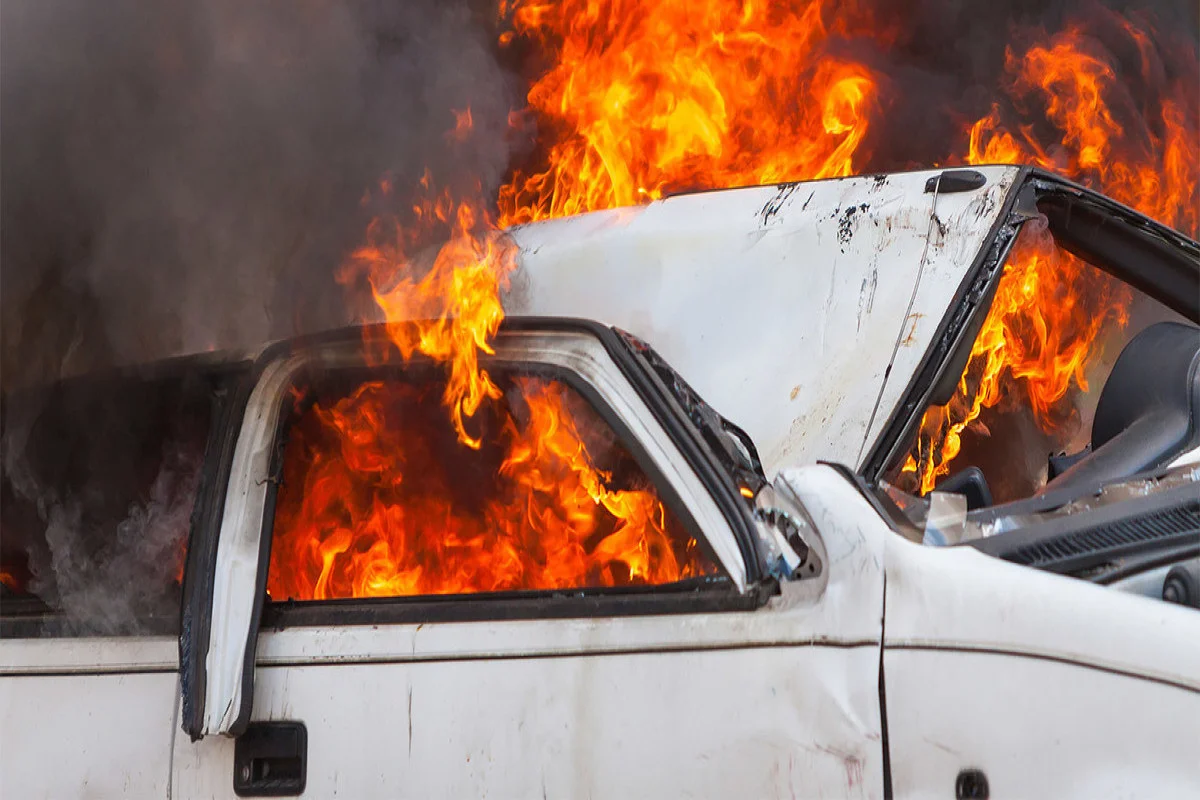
[859,167,1033,482]
[604,328,765,583]
[179,362,256,741]
[260,579,765,629]
[506,317,763,583]
[886,642,1200,695]
[1029,170,1200,323]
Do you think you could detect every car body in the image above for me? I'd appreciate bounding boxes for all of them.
[2,165,1198,798]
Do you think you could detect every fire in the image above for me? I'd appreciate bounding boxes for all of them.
[339,173,515,449]
[270,3,1197,599]
[904,227,1132,494]
[904,25,1198,493]
[496,0,878,225]
[267,374,714,600]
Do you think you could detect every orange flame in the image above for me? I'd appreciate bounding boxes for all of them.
[0,570,18,592]
[339,174,515,449]
[272,6,1197,600]
[496,0,879,225]
[905,25,1197,494]
[267,375,714,600]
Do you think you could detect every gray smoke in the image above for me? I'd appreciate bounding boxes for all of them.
[29,441,201,636]
[1,0,521,390]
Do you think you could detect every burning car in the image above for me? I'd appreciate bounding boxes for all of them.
[2,166,1199,798]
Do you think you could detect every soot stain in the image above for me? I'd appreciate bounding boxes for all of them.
[837,203,869,248]
[760,181,801,226]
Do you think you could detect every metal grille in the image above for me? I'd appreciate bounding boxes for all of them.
[1005,501,1200,569]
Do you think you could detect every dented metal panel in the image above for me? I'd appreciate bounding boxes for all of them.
[507,166,1022,475]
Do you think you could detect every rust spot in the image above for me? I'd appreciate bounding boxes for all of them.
[901,312,926,346]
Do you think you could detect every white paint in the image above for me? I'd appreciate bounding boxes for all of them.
[877,509,1200,797]
[0,638,179,799]
[9,169,1196,798]
[880,530,1200,692]
[507,167,1021,475]
[0,635,178,674]
[204,355,305,735]
[172,466,889,799]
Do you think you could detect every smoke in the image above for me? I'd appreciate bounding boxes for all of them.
[1,0,521,389]
[1,366,217,634]
[28,441,201,636]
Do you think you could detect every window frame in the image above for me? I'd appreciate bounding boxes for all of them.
[261,357,736,619]
[860,167,1200,487]
[194,320,765,737]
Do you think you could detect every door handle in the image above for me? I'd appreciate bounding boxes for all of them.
[234,721,307,797]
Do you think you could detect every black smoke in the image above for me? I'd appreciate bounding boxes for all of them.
[1,0,520,389]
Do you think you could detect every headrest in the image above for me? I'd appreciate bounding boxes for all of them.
[1092,321,1200,452]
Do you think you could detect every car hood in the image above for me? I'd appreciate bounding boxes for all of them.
[505,167,1022,476]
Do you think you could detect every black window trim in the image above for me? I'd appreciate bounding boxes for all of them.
[859,166,1200,486]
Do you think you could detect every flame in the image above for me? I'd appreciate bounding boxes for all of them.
[339,174,515,449]
[267,4,1197,599]
[267,375,714,600]
[902,24,1197,494]
[904,226,1132,493]
[496,0,878,225]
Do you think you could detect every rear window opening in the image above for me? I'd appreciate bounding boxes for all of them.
[265,363,725,605]
[885,214,1193,511]
[1,365,223,637]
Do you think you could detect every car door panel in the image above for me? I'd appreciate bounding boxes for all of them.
[0,638,178,799]
[174,458,891,798]
[174,635,883,798]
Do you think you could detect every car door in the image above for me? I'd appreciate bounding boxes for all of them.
[171,323,891,798]
[0,360,241,798]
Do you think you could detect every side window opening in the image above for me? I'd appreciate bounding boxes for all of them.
[0,366,221,637]
[264,363,724,605]
[887,216,1192,508]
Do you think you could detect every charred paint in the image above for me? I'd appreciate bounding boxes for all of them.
[760,182,801,226]
[837,203,870,248]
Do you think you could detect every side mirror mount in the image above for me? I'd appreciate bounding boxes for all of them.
[752,484,824,582]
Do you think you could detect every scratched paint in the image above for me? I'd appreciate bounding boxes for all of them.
[507,166,1021,474]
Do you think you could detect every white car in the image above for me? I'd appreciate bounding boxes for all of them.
[2,165,1198,798]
